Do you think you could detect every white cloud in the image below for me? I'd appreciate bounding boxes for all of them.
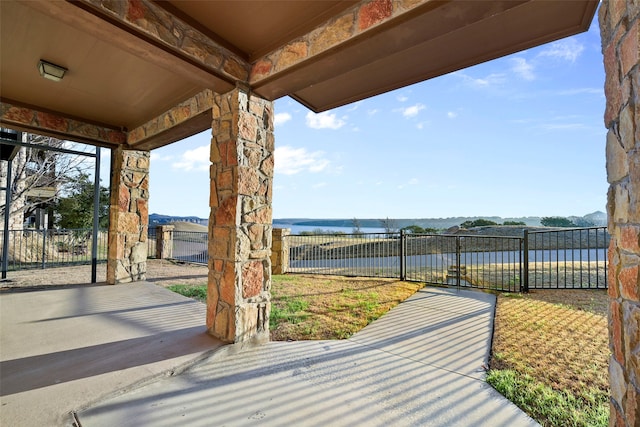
[312,182,327,189]
[447,111,458,119]
[455,71,506,88]
[274,146,329,175]
[305,111,346,129]
[539,38,584,63]
[171,145,209,172]
[397,95,409,102]
[274,112,292,126]
[398,178,419,189]
[151,152,172,162]
[401,103,425,118]
[558,88,603,96]
[367,109,379,116]
[540,123,586,131]
[511,57,535,81]
[416,121,430,129]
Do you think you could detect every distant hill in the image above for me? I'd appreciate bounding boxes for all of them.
[273,212,607,230]
[150,213,207,226]
[150,211,606,230]
[171,221,208,232]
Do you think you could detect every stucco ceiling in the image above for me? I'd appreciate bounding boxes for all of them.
[0,0,598,149]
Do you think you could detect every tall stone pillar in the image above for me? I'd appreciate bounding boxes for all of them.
[208,87,273,343]
[599,2,640,425]
[107,146,150,284]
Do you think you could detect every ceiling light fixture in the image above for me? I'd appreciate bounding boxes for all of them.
[38,60,67,82]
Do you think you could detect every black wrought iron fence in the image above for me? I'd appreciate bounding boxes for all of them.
[147,226,157,258]
[284,226,609,292]
[523,227,609,290]
[0,228,108,270]
[172,231,208,264]
[287,232,401,277]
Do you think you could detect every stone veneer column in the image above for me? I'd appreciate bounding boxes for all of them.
[107,146,150,284]
[599,2,640,426]
[155,224,174,259]
[208,87,273,343]
[271,228,290,275]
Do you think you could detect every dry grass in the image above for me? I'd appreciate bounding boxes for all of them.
[270,274,422,340]
[489,289,609,426]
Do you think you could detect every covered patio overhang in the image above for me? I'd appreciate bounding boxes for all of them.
[1,0,597,149]
[2,1,639,424]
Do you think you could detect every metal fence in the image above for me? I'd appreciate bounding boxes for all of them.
[0,228,108,270]
[285,227,609,292]
[171,231,208,264]
[403,234,524,292]
[288,232,401,277]
[147,228,208,264]
[524,227,609,291]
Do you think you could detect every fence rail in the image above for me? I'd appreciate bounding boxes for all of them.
[0,228,108,271]
[288,232,401,277]
[285,227,608,292]
[1,225,606,291]
[147,228,208,264]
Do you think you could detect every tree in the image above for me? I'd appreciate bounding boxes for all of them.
[503,221,526,226]
[402,225,425,234]
[54,173,109,229]
[0,133,97,228]
[460,219,498,228]
[379,217,398,237]
[352,217,363,235]
[540,216,576,227]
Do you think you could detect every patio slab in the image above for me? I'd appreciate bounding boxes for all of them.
[77,287,539,427]
[0,282,224,427]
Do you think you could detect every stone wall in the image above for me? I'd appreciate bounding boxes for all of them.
[107,147,149,284]
[271,228,290,275]
[599,1,640,425]
[208,87,274,343]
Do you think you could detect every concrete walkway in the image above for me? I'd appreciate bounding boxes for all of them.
[0,282,224,427]
[75,286,539,427]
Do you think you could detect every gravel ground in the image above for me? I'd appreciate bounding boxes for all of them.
[0,259,208,290]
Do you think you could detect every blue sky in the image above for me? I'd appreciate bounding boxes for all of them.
[111,16,606,220]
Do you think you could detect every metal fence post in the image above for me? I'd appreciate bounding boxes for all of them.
[2,158,12,279]
[399,229,405,280]
[41,229,47,269]
[523,230,529,293]
[456,236,461,288]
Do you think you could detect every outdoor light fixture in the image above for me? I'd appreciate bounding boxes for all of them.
[38,60,67,82]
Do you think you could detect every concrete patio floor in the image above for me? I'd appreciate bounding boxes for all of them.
[0,282,224,426]
[1,281,539,426]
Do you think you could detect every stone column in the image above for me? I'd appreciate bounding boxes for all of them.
[599,2,640,426]
[271,228,290,275]
[155,224,174,259]
[208,87,273,343]
[107,146,149,284]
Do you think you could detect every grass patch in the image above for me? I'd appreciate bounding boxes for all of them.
[269,297,310,330]
[167,284,207,302]
[164,275,421,341]
[270,274,421,340]
[489,290,609,426]
[487,370,608,427]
